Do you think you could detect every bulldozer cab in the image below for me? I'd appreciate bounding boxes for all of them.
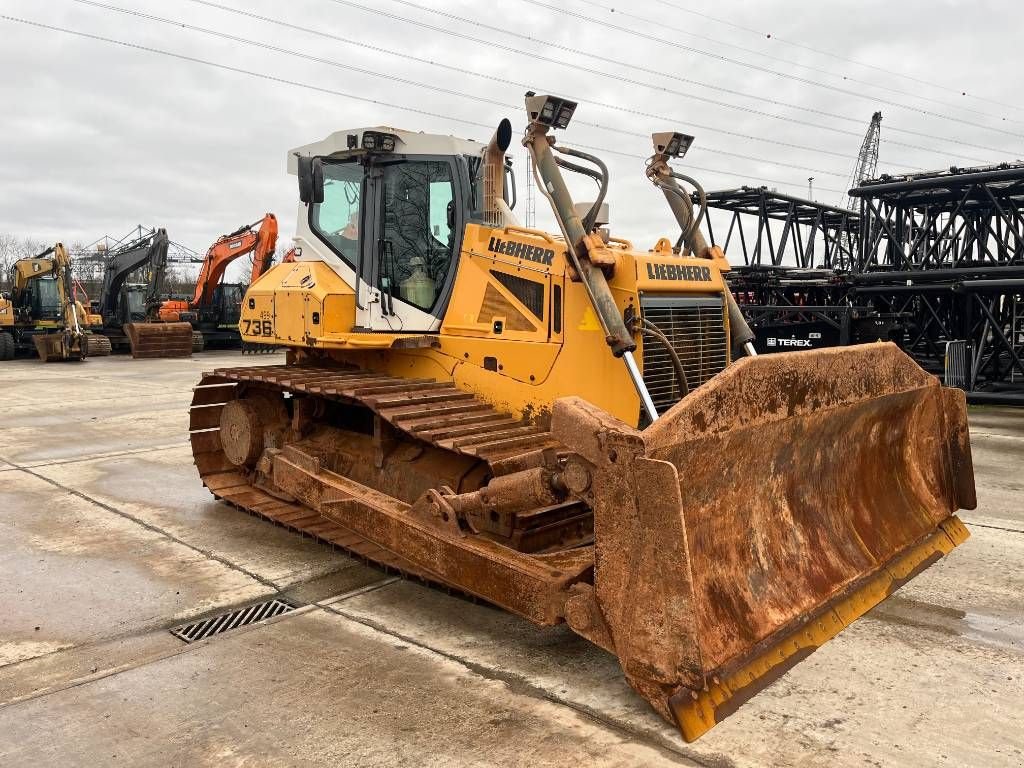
[298,129,488,333]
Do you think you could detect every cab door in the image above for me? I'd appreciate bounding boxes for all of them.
[359,156,468,333]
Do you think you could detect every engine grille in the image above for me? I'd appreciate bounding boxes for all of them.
[640,295,729,415]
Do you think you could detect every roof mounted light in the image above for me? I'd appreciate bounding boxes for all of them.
[360,130,399,152]
[652,131,695,159]
[525,93,578,130]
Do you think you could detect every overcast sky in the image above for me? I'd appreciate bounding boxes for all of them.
[1,0,1022,279]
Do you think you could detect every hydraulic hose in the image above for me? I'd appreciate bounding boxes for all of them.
[637,318,689,398]
[551,144,609,233]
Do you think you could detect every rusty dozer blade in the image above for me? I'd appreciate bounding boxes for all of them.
[124,322,193,359]
[552,342,975,741]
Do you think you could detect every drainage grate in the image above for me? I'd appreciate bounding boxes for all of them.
[170,598,296,643]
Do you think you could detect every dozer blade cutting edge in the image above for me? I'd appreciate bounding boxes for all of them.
[552,342,974,740]
[124,321,193,359]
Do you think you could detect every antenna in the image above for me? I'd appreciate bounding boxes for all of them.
[525,151,537,228]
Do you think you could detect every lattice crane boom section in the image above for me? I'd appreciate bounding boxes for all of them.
[841,111,882,211]
[705,163,1024,402]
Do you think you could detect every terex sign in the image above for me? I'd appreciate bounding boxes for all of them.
[766,337,813,348]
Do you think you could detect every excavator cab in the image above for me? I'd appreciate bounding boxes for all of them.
[121,284,148,324]
[210,283,244,327]
[17,276,62,323]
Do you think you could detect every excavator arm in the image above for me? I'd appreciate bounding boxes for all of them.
[11,256,56,305]
[95,228,170,327]
[191,213,278,309]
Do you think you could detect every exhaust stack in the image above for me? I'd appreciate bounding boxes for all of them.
[483,118,513,226]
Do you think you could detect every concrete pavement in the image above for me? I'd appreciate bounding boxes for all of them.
[0,352,1021,767]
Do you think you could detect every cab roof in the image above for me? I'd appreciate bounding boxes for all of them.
[287,127,490,174]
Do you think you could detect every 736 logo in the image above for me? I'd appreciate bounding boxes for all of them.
[242,319,274,336]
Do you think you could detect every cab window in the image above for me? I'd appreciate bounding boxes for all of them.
[311,161,362,266]
[379,160,455,313]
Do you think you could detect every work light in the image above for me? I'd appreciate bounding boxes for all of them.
[525,93,578,130]
[652,131,694,159]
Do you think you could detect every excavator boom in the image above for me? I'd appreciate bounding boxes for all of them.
[155,214,278,353]
[188,214,278,308]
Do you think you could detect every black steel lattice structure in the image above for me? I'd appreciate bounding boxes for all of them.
[849,163,1024,402]
[703,163,1024,403]
[705,186,861,271]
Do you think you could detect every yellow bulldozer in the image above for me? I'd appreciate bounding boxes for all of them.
[0,243,106,361]
[189,94,975,741]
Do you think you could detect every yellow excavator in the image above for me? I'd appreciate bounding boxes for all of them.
[189,95,975,742]
[0,243,99,361]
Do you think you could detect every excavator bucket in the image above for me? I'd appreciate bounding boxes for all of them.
[33,333,85,362]
[552,342,974,741]
[124,322,193,359]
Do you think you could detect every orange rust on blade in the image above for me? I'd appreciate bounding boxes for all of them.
[667,516,968,742]
[640,343,976,673]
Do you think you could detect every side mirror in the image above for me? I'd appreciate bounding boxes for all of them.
[446,200,456,230]
[297,156,325,205]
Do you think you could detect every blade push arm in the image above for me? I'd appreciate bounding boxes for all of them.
[521,93,659,422]
[646,135,756,356]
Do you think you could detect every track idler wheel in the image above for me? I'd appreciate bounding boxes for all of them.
[219,393,288,467]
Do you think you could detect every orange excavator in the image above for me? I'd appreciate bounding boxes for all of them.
[157,213,278,351]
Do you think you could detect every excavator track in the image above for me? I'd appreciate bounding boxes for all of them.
[85,333,112,357]
[189,363,566,582]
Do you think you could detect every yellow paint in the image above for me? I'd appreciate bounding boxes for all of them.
[578,307,601,332]
[670,516,970,742]
[239,222,730,426]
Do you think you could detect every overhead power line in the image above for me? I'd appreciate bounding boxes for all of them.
[327,0,1015,161]
[0,14,845,197]
[182,0,928,172]
[521,0,1024,141]
[648,0,1024,117]
[574,0,1024,127]
[72,0,850,178]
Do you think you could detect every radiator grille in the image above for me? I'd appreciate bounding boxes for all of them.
[641,295,729,415]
